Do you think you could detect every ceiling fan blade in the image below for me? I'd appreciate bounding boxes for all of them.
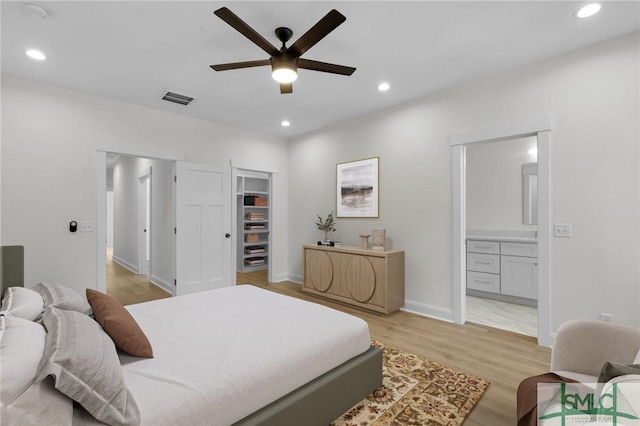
[287,9,346,58]
[298,58,356,76]
[210,60,271,72]
[280,83,293,94]
[214,7,280,57]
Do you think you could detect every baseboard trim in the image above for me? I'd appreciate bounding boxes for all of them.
[274,275,454,323]
[285,274,303,284]
[112,255,138,274]
[401,300,454,323]
[149,274,173,294]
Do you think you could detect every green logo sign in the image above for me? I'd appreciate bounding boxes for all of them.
[538,383,639,425]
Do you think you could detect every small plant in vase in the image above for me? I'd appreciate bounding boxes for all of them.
[315,212,336,242]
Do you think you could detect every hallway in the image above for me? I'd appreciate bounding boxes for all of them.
[107,248,171,305]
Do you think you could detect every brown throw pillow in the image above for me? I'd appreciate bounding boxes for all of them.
[86,289,153,358]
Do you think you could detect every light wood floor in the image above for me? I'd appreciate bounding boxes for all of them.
[106,248,171,306]
[109,264,551,426]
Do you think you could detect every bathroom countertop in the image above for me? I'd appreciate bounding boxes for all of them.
[466,235,537,243]
[466,229,537,243]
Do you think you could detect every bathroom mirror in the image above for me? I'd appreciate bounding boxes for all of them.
[522,163,538,225]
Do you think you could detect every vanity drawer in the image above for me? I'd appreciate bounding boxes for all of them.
[467,271,500,293]
[466,240,500,254]
[500,242,537,258]
[466,253,500,274]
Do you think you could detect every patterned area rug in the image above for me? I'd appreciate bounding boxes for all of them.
[332,341,490,426]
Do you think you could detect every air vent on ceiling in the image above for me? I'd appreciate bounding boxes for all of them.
[161,90,195,106]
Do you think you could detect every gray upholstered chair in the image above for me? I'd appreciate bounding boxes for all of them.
[517,319,640,426]
[551,319,640,385]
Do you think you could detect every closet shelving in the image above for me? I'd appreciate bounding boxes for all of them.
[236,173,269,272]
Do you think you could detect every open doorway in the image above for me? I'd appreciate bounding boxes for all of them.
[235,170,271,286]
[105,153,172,305]
[464,136,538,337]
[451,115,551,347]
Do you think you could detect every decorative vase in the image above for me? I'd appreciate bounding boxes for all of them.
[359,234,370,249]
[323,230,330,242]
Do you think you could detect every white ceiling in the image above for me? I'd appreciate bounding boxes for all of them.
[2,1,639,138]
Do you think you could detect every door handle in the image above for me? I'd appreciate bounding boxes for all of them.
[225,233,231,238]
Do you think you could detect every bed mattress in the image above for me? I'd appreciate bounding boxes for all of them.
[77,285,371,426]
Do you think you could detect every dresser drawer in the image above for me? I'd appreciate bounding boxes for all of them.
[466,253,500,274]
[500,242,537,258]
[467,271,500,293]
[466,240,500,254]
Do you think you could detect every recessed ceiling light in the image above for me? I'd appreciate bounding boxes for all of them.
[575,3,601,18]
[378,82,390,92]
[26,49,46,61]
[281,120,291,127]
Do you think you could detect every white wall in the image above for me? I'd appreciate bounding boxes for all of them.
[149,159,175,291]
[288,32,640,331]
[1,75,289,296]
[466,136,538,231]
[106,191,113,248]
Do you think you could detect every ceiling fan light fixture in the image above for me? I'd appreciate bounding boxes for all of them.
[272,65,297,84]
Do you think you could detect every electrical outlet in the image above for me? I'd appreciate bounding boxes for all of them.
[554,223,572,238]
[599,313,613,322]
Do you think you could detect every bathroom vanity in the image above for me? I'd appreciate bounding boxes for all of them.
[466,231,537,307]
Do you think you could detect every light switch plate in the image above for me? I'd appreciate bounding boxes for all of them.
[79,221,94,232]
[554,223,571,238]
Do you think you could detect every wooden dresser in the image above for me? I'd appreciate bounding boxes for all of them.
[302,244,404,314]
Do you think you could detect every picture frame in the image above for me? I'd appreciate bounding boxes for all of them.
[336,157,379,218]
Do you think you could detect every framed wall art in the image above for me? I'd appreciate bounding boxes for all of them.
[336,157,379,218]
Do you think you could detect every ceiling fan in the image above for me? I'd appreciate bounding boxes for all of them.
[210,7,356,94]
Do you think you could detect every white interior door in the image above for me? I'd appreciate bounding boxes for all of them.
[175,161,231,296]
[138,171,151,277]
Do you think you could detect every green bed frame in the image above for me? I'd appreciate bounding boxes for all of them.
[1,245,24,295]
[234,345,383,426]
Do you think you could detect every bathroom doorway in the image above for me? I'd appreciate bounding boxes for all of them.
[464,136,538,337]
[451,116,552,347]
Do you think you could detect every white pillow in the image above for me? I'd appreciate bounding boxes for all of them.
[34,282,92,316]
[37,307,140,426]
[0,316,47,409]
[0,377,73,426]
[0,287,45,321]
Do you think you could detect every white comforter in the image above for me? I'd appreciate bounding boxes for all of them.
[79,285,371,426]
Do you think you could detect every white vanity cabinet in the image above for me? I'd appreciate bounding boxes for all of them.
[466,241,501,294]
[466,238,538,305]
[501,255,537,299]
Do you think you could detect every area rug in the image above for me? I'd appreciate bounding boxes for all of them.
[332,341,490,426]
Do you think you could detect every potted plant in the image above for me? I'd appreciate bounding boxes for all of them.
[315,212,336,242]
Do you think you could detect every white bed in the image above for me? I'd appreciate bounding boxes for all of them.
[1,284,382,426]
